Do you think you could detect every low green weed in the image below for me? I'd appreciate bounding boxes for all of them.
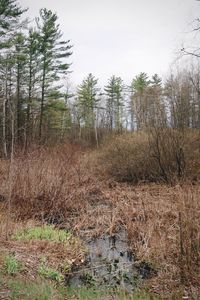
[12,225,71,242]
[8,278,54,300]
[60,286,160,300]
[3,255,21,275]
[38,264,64,283]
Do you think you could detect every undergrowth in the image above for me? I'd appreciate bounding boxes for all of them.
[0,144,99,223]
[99,130,200,183]
[3,255,22,275]
[1,276,159,300]
[12,225,71,242]
[7,278,56,300]
[38,264,64,282]
[0,139,199,299]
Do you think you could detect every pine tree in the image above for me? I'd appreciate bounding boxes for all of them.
[104,76,124,132]
[77,73,100,145]
[36,8,72,139]
[0,0,26,156]
[130,72,150,129]
[77,73,100,128]
[148,74,166,127]
[0,52,16,155]
[0,0,26,48]
[25,28,40,146]
[13,32,27,143]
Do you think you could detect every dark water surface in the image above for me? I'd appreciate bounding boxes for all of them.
[67,229,154,291]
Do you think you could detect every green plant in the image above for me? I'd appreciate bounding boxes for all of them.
[3,255,21,275]
[38,264,64,283]
[59,286,160,300]
[8,278,54,300]
[62,286,106,300]
[13,225,71,242]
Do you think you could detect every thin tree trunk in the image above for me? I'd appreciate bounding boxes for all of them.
[2,98,7,158]
[94,113,99,148]
[25,57,33,150]
[16,61,21,144]
[3,64,8,158]
[5,100,15,240]
[39,58,46,139]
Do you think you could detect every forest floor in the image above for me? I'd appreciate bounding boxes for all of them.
[0,145,199,299]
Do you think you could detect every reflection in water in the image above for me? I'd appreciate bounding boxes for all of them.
[68,229,140,291]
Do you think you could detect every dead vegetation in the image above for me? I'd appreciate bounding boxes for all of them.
[72,181,200,298]
[0,144,102,225]
[99,129,200,183]
[0,136,199,299]
[0,221,86,300]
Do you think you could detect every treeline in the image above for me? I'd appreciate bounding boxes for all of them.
[0,0,72,156]
[1,1,200,156]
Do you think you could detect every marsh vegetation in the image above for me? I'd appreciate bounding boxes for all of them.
[0,1,200,299]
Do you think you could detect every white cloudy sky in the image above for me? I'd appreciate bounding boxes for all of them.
[20,0,199,86]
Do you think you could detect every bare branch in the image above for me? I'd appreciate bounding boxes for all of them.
[181,48,200,58]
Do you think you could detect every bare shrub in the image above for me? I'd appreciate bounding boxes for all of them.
[98,132,154,183]
[99,129,200,183]
[1,144,99,223]
[148,128,186,183]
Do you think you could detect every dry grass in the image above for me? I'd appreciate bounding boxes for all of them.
[0,144,102,226]
[108,183,200,299]
[0,142,199,299]
[98,130,200,183]
[61,180,200,298]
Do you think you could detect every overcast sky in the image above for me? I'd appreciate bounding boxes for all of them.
[20,0,199,86]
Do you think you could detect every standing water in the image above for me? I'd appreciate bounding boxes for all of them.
[67,229,154,291]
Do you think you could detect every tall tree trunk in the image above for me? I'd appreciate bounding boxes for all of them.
[94,111,99,148]
[25,57,33,150]
[2,63,9,158]
[2,98,7,158]
[16,62,21,144]
[5,98,15,240]
[39,58,46,140]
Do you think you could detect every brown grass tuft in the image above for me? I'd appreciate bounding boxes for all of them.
[0,144,101,225]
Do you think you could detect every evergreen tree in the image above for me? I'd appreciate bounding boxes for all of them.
[0,52,15,156]
[132,72,150,93]
[77,73,100,145]
[151,73,162,86]
[36,8,72,139]
[0,0,26,48]
[77,73,100,128]
[148,74,166,127]
[25,28,40,145]
[13,32,27,142]
[130,72,150,129]
[104,76,124,132]
[0,0,26,156]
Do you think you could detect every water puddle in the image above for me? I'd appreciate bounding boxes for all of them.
[67,229,154,291]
